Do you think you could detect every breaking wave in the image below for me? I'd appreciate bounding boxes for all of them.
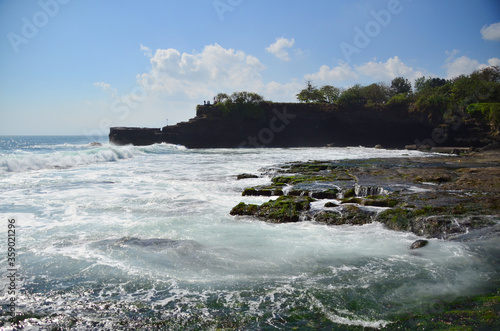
[0,143,183,173]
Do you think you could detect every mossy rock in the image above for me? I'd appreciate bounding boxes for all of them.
[231,196,313,223]
[377,208,412,232]
[236,173,259,180]
[271,171,352,186]
[341,197,364,204]
[339,205,374,225]
[284,162,333,174]
[314,211,343,225]
[242,186,284,196]
[314,206,374,225]
[311,188,340,199]
[363,198,399,207]
[343,188,356,198]
[257,196,313,223]
[389,290,500,330]
[230,202,259,216]
[287,189,310,196]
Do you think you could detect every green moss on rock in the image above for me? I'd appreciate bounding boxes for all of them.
[231,196,313,223]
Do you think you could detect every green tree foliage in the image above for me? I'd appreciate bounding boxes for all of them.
[337,84,364,107]
[360,83,391,105]
[320,85,342,104]
[290,65,500,128]
[391,77,412,96]
[229,91,264,104]
[296,81,326,103]
[387,93,411,107]
[210,91,266,121]
[215,93,230,103]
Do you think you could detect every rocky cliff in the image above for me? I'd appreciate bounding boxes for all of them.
[109,102,497,149]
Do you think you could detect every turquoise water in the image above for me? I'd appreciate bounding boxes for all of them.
[0,136,498,329]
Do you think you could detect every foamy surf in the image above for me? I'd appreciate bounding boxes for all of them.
[0,136,497,329]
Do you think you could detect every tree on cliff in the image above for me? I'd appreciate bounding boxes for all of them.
[360,83,391,104]
[230,91,264,104]
[320,85,342,104]
[337,84,363,107]
[296,81,325,103]
[391,77,412,96]
[215,93,230,103]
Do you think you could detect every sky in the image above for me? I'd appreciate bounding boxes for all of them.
[0,0,499,136]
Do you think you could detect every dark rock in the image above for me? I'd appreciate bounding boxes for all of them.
[375,144,383,149]
[410,239,428,249]
[242,186,284,196]
[354,184,390,197]
[314,206,374,225]
[88,142,103,147]
[231,196,313,223]
[311,188,340,199]
[237,173,259,180]
[288,189,310,196]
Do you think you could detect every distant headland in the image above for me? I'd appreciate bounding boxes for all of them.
[109,66,500,150]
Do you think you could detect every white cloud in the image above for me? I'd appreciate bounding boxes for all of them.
[445,55,480,78]
[355,56,424,82]
[487,57,500,67]
[444,52,500,79]
[140,44,152,58]
[481,22,500,41]
[305,62,358,82]
[93,81,117,97]
[266,37,295,61]
[305,57,425,85]
[139,44,266,99]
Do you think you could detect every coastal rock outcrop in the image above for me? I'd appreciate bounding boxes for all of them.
[230,195,313,223]
[230,151,500,239]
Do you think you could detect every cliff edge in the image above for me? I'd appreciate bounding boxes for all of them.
[109,101,498,149]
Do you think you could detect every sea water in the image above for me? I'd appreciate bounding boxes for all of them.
[0,136,498,329]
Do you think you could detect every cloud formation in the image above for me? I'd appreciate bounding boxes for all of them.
[93,81,117,97]
[444,51,500,79]
[355,56,424,82]
[266,37,295,61]
[138,43,266,98]
[305,62,358,82]
[305,56,425,84]
[481,22,500,41]
[140,44,152,58]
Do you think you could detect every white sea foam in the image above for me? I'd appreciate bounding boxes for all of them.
[0,143,186,173]
[0,138,497,329]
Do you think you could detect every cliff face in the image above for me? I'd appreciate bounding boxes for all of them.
[109,102,496,148]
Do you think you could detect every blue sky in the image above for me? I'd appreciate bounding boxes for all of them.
[1,0,499,136]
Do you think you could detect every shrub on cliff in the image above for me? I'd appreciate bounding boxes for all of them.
[467,103,500,129]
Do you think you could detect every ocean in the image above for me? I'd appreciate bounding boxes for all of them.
[0,136,498,329]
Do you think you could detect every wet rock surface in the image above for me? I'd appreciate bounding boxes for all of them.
[410,239,429,249]
[231,150,500,239]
